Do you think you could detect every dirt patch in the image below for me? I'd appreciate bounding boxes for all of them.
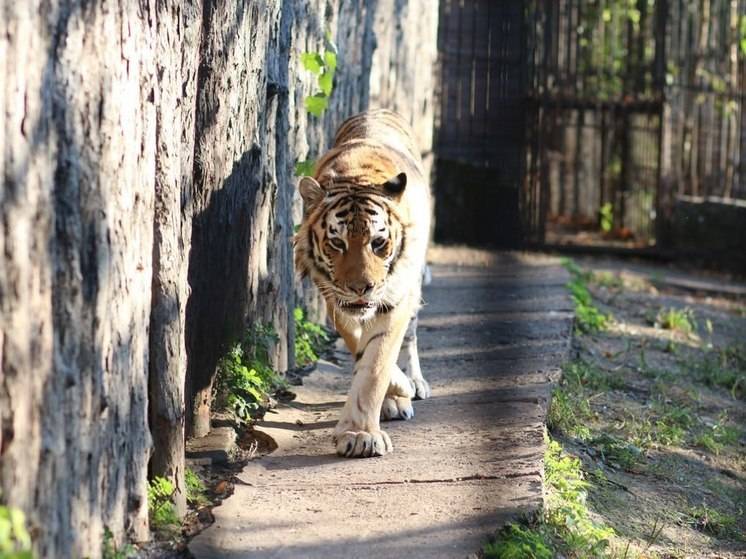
[556,256,745,558]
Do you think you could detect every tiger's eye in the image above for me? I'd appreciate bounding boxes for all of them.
[371,237,387,251]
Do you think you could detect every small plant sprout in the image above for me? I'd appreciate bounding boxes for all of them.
[300,31,338,117]
[484,437,616,558]
[294,159,316,177]
[147,476,179,531]
[102,527,135,559]
[656,307,696,335]
[0,504,32,558]
[185,468,209,508]
[214,323,287,423]
[561,258,612,334]
[294,307,330,367]
[599,202,614,233]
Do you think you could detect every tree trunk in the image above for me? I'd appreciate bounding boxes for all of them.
[1,1,156,556]
[147,0,202,518]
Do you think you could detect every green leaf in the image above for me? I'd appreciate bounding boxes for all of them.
[323,50,337,73]
[305,93,329,117]
[300,52,324,75]
[324,31,338,55]
[294,159,316,177]
[319,71,334,96]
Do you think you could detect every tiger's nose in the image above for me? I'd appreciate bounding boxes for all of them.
[349,281,374,296]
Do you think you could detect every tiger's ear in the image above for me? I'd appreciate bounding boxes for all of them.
[299,176,325,209]
[382,172,407,198]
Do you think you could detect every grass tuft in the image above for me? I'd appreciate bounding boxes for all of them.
[685,344,746,399]
[485,437,616,558]
[147,476,179,531]
[294,307,330,367]
[102,527,135,559]
[484,524,553,559]
[185,468,209,508]
[213,323,286,422]
[685,504,740,539]
[657,307,696,335]
[561,258,612,334]
[0,504,33,558]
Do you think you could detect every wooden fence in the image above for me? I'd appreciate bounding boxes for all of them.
[435,0,745,248]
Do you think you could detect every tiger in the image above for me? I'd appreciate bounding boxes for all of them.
[294,108,432,458]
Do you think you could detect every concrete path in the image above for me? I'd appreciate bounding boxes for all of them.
[189,249,573,559]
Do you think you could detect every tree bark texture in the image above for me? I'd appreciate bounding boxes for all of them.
[1,1,156,555]
[0,0,439,557]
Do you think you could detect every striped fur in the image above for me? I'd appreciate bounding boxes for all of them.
[294,109,431,458]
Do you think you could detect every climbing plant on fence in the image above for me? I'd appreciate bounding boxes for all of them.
[295,33,338,178]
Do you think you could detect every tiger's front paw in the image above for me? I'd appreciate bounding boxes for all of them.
[334,429,392,458]
[381,396,414,421]
[411,377,431,400]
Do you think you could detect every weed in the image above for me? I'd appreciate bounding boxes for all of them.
[589,433,644,471]
[486,437,615,558]
[213,323,285,422]
[300,32,338,117]
[548,388,592,440]
[685,344,746,399]
[545,439,616,556]
[294,160,316,177]
[685,504,740,539]
[147,476,179,531]
[656,307,696,335]
[484,524,552,559]
[599,203,614,234]
[561,259,611,334]
[0,504,32,558]
[102,527,135,559]
[564,360,625,391]
[294,307,330,367]
[185,469,209,508]
[592,271,623,290]
[694,413,741,455]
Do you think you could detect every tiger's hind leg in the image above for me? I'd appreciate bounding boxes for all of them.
[380,364,415,421]
[396,312,431,400]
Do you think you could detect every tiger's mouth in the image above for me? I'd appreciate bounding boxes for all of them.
[338,298,377,316]
[340,299,375,311]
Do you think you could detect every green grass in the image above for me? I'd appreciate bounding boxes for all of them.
[685,504,741,539]
[656,307,696,335]
[547,388,592,440]
[185,469,209,508]
[693,413,741,455]
[102,527,135,559]
[485,437,615,558]
[592,271,624,290]
[623,405,693,449]
[484,524,553,559]
[147,476,179,531]
[563,360,626,392]
[685,344,746,399]
[548,360,626,440]
[561,258,612,334]
[0,504,32,558]
[294,307,330,367]
[588,434,644,471]
[213,323,286,422]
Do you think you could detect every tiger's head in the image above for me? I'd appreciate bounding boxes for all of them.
[295,170,409,321]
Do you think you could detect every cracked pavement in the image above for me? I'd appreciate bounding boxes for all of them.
[189,248,573,558]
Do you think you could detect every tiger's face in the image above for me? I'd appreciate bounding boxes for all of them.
[297,173,407,320]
